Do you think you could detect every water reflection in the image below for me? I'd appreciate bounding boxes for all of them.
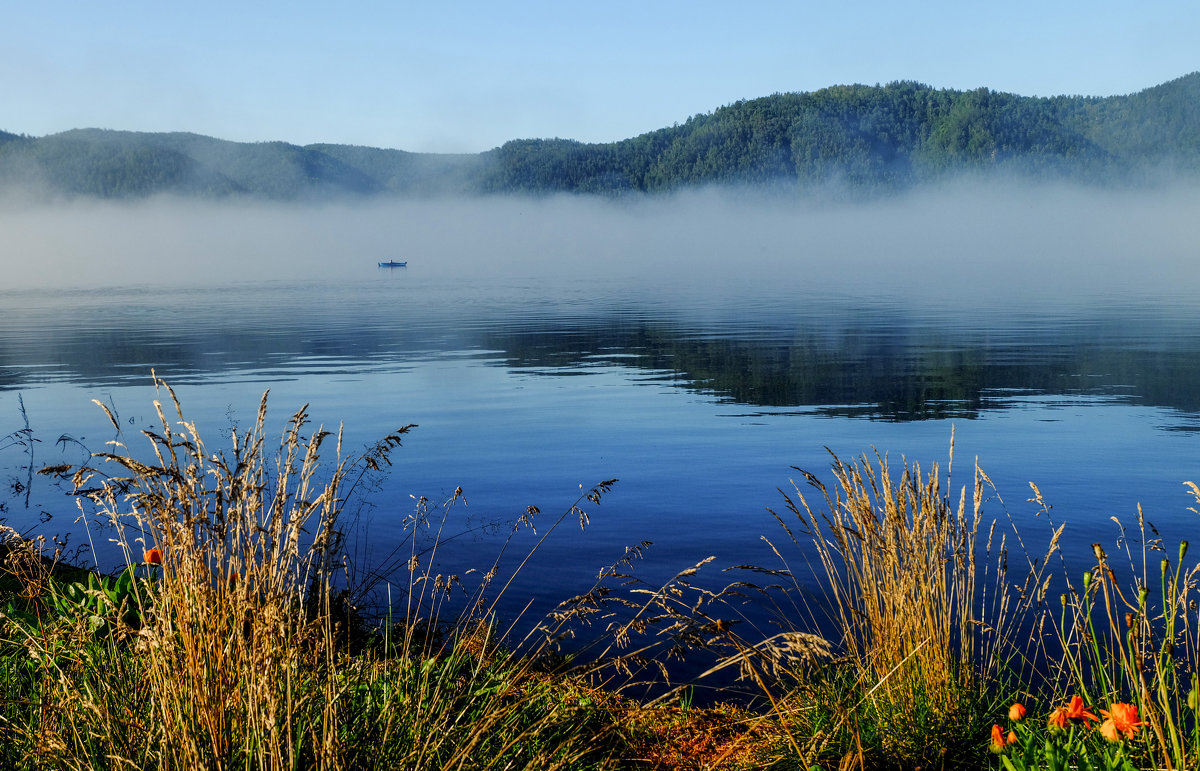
[5,282,1200,427]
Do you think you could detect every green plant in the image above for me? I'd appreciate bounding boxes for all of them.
[1035,491,1200,771]
[991,697,1150,771]
[48,566,148,633]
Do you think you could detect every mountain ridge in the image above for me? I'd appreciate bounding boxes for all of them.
[2,72,1198,200]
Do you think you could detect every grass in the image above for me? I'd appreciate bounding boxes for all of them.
[760,435,1026,768]
[2,383,1200,769]
[0,380,791,770]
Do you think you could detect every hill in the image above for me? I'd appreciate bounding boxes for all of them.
[2,73,1198,200]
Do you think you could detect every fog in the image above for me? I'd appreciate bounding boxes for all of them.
[3,182,1199,311]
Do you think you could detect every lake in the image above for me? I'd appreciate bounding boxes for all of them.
[3,187,1200,657]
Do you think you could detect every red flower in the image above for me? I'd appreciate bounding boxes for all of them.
[1008,702,1027,722]
[1099,703,1145,741]
[1063,695,1099,727]
[143,548,163,565]
[990,724,1006,753]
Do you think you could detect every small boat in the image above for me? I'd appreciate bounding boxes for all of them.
[378,260,407,268]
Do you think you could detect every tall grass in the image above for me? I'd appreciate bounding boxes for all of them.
[2,380,409,769]
[0,379,634,770]
[765,439,1028,768]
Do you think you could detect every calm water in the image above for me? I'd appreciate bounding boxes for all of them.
[3,193,1200,643]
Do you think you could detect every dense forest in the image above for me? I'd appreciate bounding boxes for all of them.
[2,73,1198,200]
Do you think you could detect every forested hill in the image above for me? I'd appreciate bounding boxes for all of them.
[2,73,1198,200]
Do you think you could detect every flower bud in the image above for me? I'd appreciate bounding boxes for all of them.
[990,724,1006,753]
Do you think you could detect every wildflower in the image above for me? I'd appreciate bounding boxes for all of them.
[1008,702,1027,722]
[1099,703,1145,742]
[1063,695,1098,727]
[1048,706,1069,732]
[143,548,163,565]
[990,724,1006,753]
[1006,730,1018,746]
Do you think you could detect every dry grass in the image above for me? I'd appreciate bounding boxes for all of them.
[16,379,410,769]
[1,378,631,770]
[767,435,1023,767]
[2,378,712,770]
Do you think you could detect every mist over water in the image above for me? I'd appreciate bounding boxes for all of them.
[4,182,1199,307]
[3,182,1200,642]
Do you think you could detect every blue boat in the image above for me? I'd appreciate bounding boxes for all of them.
[378,260,407,268]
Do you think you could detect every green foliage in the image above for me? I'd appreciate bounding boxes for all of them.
[992,700,1153,771]
[331,637,620,770]
[47,566,148,634]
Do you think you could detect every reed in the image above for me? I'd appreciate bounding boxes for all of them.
[0,380,405,769]
[0,379,628,770]
[766,438,1026,768]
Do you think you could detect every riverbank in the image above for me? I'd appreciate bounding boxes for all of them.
[1,383,1197,769]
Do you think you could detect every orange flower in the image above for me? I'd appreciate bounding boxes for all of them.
[1006,730,1018,746]
[990,723,1006,753]
[1063,695,1098,726]
[1008,702,1027,722]
[1099,703,1145,741]
[143,548,163,565]
[1048,706,1069,732]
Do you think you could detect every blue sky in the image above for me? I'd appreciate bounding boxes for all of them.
[4,1,1197,153]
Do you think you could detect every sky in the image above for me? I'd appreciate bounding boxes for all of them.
[3,1,1198,154]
